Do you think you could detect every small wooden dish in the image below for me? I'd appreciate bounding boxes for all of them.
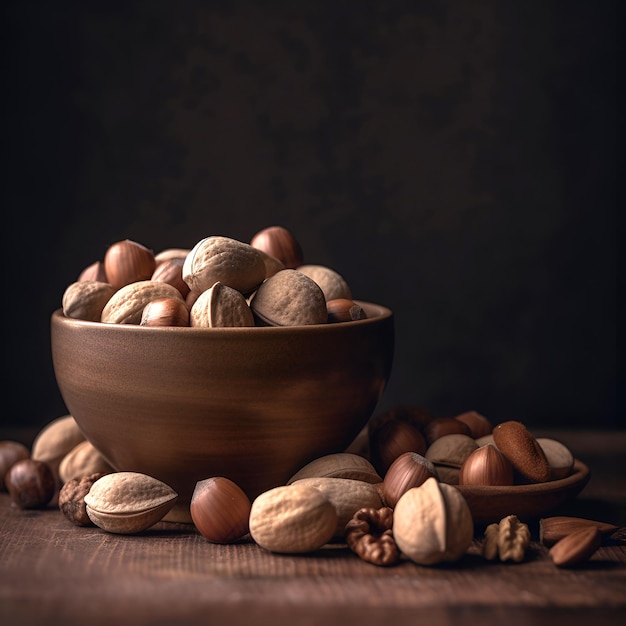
[456,459,591,525]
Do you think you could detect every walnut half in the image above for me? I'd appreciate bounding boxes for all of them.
[345,506,400,566]
[483,514,531,562]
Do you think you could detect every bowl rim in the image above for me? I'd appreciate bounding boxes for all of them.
[455,458,590,497]
[51,300,393,336]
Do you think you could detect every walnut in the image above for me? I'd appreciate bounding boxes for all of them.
[345,506,400,566]
[483,514,531,562]
[58,472,106,526]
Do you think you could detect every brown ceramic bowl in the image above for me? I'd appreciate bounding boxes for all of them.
[50,302,394,522]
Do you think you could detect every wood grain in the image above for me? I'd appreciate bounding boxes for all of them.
[1,430,625,626]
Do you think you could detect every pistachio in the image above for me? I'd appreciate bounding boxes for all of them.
[84,472,178,534]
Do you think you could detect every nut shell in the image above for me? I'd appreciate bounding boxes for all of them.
[104,239,156,289]
[84,472,178,534]
[297,264,352,301]
[250,226,303,269]
[382,452,437,508]
[190,282,255,328]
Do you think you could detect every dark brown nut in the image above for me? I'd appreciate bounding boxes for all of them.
[492,421,551,483]
[453,411,493,439]
[326,299,367,323]
[250,225,304,269]
[58,473,106,526]
[0,441,30,491]
[150,257,190,299]
[459,445,514,486]
[5,459,56,509]
[539,516,619,546]
[549,526,602,567]
[345,506,399,566]
[382,452,437,508]
[190,477,251,543]
[423,416,471,446]
[369,418,427,476]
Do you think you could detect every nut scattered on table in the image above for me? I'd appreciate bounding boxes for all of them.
[58,472,106,526]
[483,515,530,562]
[382,451,437,508]
[5,458,56,509]
[84,472,178,534]
[0,441,30,491]
[539,516,619,546]
[549,526,602,567]
[345,506,399,566]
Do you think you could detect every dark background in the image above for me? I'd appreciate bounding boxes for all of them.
[2,0,618,434]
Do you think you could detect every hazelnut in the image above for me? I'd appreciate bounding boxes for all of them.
[453,411,493,439]
[140,297,190,327]
[104,239,156,289]
[458,444,514,486]
[326,298,367,323]
[382,452,437,508]
[78,260,108,282]
[369,418,427,476]
[0,441,30,491]
[250,225,303,269]
[5,458,56,509]
[190,477,251,543]
[423,416,471,446]
[150,257,190,299]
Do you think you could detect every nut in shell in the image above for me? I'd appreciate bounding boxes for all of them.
[392,477,474,565]
[84,472,178,534]
[250,269,327,326]
[190,281,255,328]
[62,281,117,321]
[287,453,382,485]
[59,440,114,483]
[297,264,352,301]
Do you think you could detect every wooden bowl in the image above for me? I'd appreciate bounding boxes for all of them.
[456,459,591,525]
[50,302,394,521]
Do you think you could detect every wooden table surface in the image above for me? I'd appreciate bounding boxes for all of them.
[1,429,625,626]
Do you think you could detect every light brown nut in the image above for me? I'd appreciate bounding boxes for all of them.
[190,282,255,328]
[84,472,178,534]
[345,506,400,566]
[297,264,352,301]
[536,438,575,480]
[250,269,327,326]
[492,421,551,483]
[140,297,190,327]
[393,477,474,565]
[549,526,602,567]
[291,477,383,538]
[100,280,184,324]
[286,453,382,485]
[58,472,106,526]
[249,484,337,553]
[59,440,114,483]
[425,434,478,484]
[154,248,191,265]
[31,415,86,481]
[104,239,156,289]
[62,281,117,322]
[539,516,619,546]
[483,515,531,562]
[182,236,266,295]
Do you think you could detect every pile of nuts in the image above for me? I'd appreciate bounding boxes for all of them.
[61,226,365,328]
[1,406,618,569]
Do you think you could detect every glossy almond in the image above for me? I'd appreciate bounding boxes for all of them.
[540,516,619,546]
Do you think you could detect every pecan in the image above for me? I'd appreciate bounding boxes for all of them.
[58,472,106,526]
[483,514,531,562]
[345,506,400,566]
